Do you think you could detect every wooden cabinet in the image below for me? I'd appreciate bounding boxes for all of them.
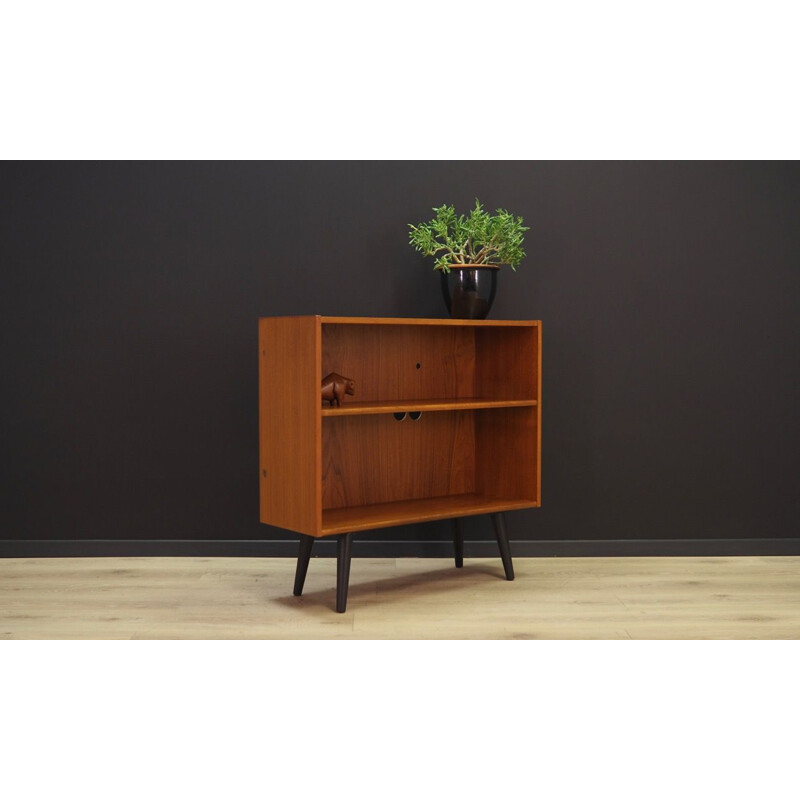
[258,316,541,611]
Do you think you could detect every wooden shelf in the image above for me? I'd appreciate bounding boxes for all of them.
[259,315,541,538]
[322,493,540,535]
[322,397,537,416]
[320,316,538,327]
[259,315,542,611]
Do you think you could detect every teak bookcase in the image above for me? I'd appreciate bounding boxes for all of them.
[258,316,541,611]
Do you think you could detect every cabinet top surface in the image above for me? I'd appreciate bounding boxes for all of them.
[260,315,540,326]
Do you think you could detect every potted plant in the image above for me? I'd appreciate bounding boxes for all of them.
[408,199,529,318]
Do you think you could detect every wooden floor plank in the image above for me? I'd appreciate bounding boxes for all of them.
[0,556,798,639]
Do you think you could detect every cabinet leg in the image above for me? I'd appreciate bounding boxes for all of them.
[293,534,315,596]
[336,533,353,613]
[491,513,515,581]
[452,518,464,568]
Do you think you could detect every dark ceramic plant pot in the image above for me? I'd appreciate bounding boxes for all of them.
[440,264,499,319]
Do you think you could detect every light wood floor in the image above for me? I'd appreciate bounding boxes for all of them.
[1,555,798,639]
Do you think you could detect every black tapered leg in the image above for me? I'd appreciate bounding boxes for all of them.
[293,534,315,596]
[452,518,464,568]
[336,533,353,613]
[491,512,515,581]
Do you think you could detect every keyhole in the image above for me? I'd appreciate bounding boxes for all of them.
[415,363,421,369]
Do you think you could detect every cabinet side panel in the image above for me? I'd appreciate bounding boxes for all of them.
[259,317,320,535]
[537,322,542,505]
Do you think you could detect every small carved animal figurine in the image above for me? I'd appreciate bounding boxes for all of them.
[321,372,355,407]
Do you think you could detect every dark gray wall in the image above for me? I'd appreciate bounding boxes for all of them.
[2,162,799,551]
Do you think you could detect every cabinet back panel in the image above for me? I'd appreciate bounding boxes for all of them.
[322,412,475,509]
[475,326,539,400]
[322,325,475,403]
[475,407,540,503]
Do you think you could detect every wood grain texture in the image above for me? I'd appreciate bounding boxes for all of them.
[259,316,321,536]
[322,323,475,404]
[475,407,539,506]
[2,556,797,639]
[322,494,538,534]
[260,316,541,538]
[321,398,537,416]
[473,324,540,504]
[322,411,475,510]
[474,324,539,400]
[320,317,539,327]
[536,322,542,505]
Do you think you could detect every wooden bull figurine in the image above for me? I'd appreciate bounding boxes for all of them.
[321,372,355,407]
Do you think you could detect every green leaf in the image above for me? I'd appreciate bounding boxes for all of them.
[409,199,529,271]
